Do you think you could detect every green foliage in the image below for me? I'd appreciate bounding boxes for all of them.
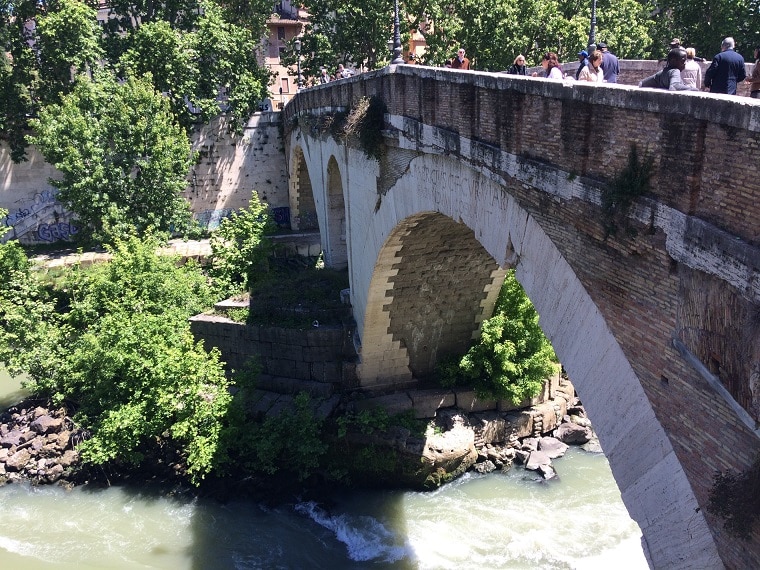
[651,0,760,61]
[118,20,200,129]
[294,0,656,73]
[192,0,271,133]
[1,232,229,484]
[708,454,760,540]
[62,232,216,329]
[437,269,556,404]
[343,96,387,161]
[35,0,104,103]
[0,210,66,382]
[1,0,271,161]
[209,197,275,298]
[336,407,426,438]
[246,257,350,328]
[28,71,193,245]
[286,0,398,82]
[221,391,328,481]
[601,144,654,238]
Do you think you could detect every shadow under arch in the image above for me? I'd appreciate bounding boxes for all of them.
[288,145,318,232]
[357,212,506,390]
[324,156,347,269]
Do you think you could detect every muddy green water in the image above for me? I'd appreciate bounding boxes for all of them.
[0,368,648,569]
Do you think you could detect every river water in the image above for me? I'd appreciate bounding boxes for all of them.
[0,370,649,569]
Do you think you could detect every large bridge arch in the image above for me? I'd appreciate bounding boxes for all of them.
[358,212,506,387]
[348,149,721,568]
[324,145,720,568]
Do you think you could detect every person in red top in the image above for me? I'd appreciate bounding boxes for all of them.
[450,48,470,69]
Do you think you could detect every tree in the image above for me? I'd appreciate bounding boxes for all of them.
[209,196,275,298]
[1,0,272,161]
[1,232,231,484]
[288,0,404,82]
[651,0,760,60]
[407,0,655,68]
[34,0,104,103]
[191,0,271,132]
[117,2,271,132]
[28,70,193,244]
[438,269,557,404]
[118,20,201,128]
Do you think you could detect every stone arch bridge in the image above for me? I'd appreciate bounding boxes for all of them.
[282,65,760,569]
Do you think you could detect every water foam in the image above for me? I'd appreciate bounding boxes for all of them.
[294,500,411,563]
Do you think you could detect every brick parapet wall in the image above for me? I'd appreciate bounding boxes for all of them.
[285,64,760,248]
[189,313,356,385]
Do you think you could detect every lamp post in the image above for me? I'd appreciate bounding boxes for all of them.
[294,37,303,89]
[587,0,597,52]
[391,0,404,64]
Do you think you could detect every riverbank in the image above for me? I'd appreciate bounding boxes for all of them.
[0,374,602,505]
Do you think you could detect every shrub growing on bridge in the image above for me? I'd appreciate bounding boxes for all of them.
[438,269,557,404]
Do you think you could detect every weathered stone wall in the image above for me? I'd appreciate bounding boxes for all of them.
[189,314,355,385]
[0,113,289,244]
[283,66,760,568]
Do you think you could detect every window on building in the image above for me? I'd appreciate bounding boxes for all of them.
[277,27,285,40]
[280,77,290,94]
[278,47,286,61]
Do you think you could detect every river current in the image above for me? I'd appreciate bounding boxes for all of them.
[0,370,649,569]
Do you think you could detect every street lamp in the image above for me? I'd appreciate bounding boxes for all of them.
[294,37,303,89]
[587,0,597,52]
[390,0,404,65]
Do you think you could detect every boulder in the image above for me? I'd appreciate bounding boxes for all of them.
[473,460,496,474]
[582,438,604,453]
[5,449,31,472]
[1,430,25,448]
[31,415,63,435]
[538,437,569,459]
[538,464,557,480]
[525,450,552,471]
[59,449,79,469]
[554,422,592,444]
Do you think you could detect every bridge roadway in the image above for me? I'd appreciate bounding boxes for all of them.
[282,65,760,568]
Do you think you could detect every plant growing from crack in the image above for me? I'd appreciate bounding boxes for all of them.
[601,144,654,238]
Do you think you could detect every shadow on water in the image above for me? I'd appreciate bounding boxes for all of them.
[187,483,414,570]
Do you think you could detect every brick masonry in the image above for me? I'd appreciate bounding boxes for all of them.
[189,313,357,387]
[284,65,760,569]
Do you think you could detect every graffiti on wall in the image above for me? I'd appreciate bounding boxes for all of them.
[194,209,234,231]
[37,221,78,242]
[271,207,290,227]
[1,190,78,244]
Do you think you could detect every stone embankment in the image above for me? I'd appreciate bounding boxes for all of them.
[0,376,599,491]
[0,401,84,486]
[341,376,602,489]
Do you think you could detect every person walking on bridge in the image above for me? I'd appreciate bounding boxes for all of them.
[450,48,470,69]
[638,48,698,91]
[704,37,746,94]
[597,42,619,83]
[578,50,604,82]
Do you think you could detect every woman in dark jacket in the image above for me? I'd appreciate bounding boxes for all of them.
[507,55,527,75]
